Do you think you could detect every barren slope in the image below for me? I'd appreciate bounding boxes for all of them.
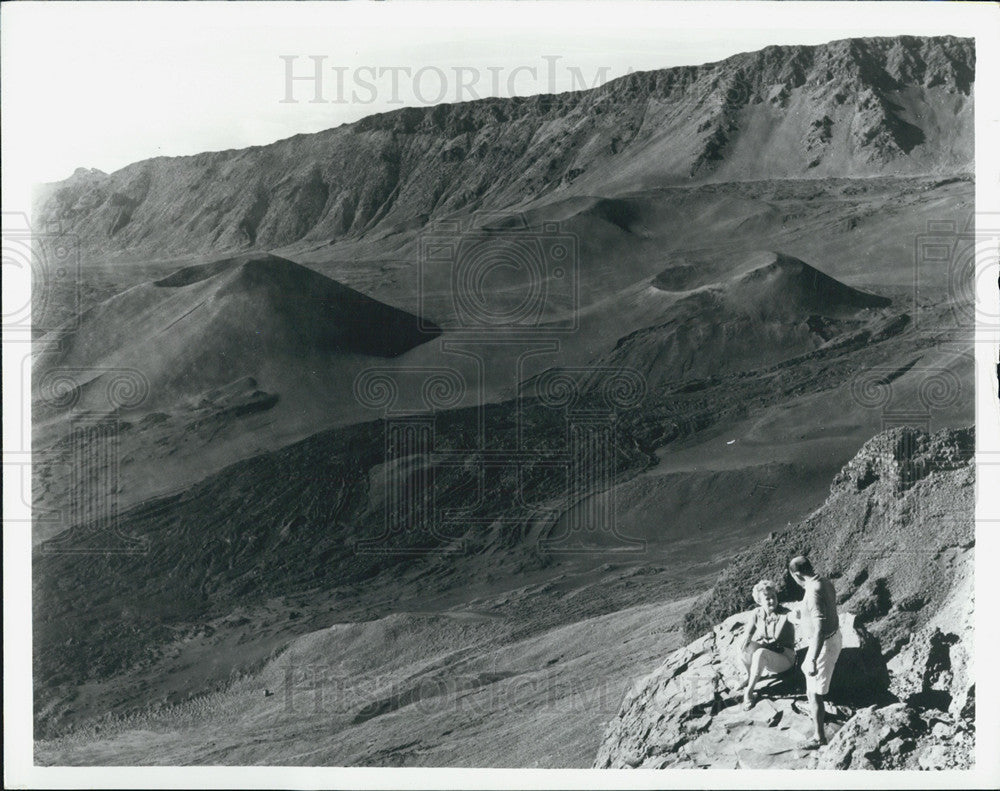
[34,253,440,413]
[30,33,976,768]
[590,251,893,387]
[35,36,972,260]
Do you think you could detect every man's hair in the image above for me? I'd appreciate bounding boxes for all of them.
[788,555,816,577]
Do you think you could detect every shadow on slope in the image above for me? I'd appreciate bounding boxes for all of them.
[33,253,441,414]
[588,250,895,389]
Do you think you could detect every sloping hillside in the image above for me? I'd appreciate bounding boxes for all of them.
[33,253,440,412]
[32,309,967,737]
[681,426,974,649]
[596,426,974,770]
[590,251,895,386]
[34,426,974,767]
[34,36,972,259]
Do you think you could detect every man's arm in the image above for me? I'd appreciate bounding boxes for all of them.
[807,629,827,674]
[805,587,827,675]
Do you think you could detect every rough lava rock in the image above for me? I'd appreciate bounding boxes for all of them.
[817,546,977,770]
[594,609,886,769]
[815,701,973,770]
[599,427,974,770]
[682,427,974,650]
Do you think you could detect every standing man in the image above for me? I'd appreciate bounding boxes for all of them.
[788,555,842,748]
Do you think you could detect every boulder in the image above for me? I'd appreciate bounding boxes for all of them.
[815,702,973,770]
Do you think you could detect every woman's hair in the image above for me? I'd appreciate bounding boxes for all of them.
[751,579,778,607]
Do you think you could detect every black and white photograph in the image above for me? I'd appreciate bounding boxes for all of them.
[3,1,999,787]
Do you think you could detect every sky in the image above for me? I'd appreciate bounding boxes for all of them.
[0,1,992,208]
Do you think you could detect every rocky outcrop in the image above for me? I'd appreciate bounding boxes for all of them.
[817,547,974,770]
[35,36,973,260]
[816,702,972,770]
[594,610,886,768]
[597,426,974,770]
[682,427,973,651]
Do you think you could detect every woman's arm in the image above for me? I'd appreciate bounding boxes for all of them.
[738,609,758,651]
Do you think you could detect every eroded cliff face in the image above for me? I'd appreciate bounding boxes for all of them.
[817,543,974,770]
[35,36,972,260]
[682,427,974,649]
[596,427,974,770]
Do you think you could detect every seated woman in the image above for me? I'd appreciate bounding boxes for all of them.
[738,579,796,710]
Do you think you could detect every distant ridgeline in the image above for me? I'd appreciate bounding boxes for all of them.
[35,36,973,259]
